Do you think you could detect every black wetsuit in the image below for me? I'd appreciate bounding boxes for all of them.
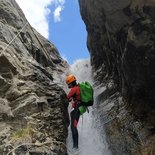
[70,106,80,148]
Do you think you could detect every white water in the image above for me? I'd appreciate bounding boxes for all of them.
[66,59,111,155]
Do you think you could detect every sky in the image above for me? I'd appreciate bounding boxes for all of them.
[15,0,89,64]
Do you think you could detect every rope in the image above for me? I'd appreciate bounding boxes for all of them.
[28,23,54,66]
[1,22,29,53]
[81,115,84,131]
[0,20,73,155]
[6,140,73,155]
[1,21,53,67]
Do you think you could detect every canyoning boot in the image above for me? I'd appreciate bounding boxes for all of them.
[72,144,80,155]
[73,132,78,149]
[72,148,80,155]
[73,136,78,149]
[73,144,78,149]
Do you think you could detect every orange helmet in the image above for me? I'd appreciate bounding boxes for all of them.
[66,74,76,85]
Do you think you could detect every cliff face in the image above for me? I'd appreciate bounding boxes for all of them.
[0,0,69,154]
[79,0,155,154]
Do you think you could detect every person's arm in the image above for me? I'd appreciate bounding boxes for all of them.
[67,87,76,101]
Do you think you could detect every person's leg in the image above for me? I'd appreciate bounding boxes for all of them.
[70,109,80,148]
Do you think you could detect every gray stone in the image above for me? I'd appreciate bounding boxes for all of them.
[79,0,155,154]
[0,0,69,154]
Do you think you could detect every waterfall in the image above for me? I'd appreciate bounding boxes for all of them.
[67,59,111,155]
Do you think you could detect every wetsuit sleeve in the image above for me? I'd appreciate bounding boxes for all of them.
[67,87,76,101]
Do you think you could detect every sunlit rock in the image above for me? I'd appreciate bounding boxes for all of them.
[0,0,69,154]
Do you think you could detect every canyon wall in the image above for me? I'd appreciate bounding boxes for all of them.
[79,0,155,154]
[0,0,69,154]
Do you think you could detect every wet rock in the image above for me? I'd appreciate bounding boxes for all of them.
[79,0,155,154]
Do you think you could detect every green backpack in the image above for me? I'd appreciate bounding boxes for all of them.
[79,81,94,107]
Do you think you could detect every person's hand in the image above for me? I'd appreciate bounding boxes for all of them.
[68,98,72,102]
[72,101,76,108]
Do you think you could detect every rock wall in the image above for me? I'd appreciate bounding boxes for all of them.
[0,0,69,154]
[79,0,155,154]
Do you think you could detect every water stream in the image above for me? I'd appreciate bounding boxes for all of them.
[66,59,111,155]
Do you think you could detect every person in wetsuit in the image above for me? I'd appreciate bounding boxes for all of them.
[66,74,81,149]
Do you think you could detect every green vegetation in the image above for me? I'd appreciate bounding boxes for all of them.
[10,124,36,144]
